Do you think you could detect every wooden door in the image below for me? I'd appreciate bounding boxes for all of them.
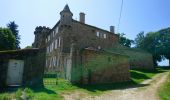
[6,60,24,86]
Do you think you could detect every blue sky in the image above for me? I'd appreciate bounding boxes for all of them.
[0,0,169,65]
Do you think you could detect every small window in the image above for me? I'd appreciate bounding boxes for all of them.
[55,27,58,33]
[96,31,100,37]
[103,34,106,38]
[45,38,47,43]
[98,46,101,49]
[58,37,61,47]
[48,35,50,41]
[55,39,58,49]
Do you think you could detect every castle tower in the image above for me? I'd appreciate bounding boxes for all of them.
[32,26,51,49]
[60,4,73,26]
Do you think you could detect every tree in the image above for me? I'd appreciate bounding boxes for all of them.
[158,28,170,66]
[118,33,134,47]
[134,28,170,66]
[0,28,16,50]
[134,31,145,48]
[7,21,20,49]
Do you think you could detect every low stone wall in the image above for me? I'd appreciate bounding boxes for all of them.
[71,48,130,84]
[0,49,45,87]
[107,46,154,70]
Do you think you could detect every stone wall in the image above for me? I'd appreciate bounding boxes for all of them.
[107,45,154,70]
[61,20,118,53]
[0,49,45,87]
[71,48,130,84]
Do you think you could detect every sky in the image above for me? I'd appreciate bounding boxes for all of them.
[0,0,170,65]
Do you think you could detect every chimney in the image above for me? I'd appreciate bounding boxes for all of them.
[110,26,115,33]
[79,12,85,23]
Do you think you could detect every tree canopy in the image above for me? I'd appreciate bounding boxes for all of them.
[7,21,20,49]
[134,28,170,66]
[0,28,16,50]
[118,33,134,47]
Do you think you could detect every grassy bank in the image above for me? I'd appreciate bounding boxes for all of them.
[159,69,170,100]
[0,68,168,100]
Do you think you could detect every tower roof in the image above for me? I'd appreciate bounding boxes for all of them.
[61,4,72,13]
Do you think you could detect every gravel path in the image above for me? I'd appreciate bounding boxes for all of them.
[62,72,169,100]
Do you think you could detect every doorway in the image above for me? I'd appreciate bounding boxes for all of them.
[6,60,24,86]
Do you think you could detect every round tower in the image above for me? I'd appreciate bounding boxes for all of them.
[33,26,51,48]
[60,4,73,27]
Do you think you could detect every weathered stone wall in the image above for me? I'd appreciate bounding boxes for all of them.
[61,20,118,53]
[0,49,45,87]
[71,48,130,84]
[107,45,154,70]
[0,59,8,87]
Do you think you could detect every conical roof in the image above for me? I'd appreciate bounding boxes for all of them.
[61,4,71,13]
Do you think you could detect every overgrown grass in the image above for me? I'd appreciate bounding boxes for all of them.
[159,69,170,100]
[0,67,169,99]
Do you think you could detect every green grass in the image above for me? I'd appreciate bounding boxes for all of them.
[159,69,170,100]
[130,68,165,84]
[0,67,169,100]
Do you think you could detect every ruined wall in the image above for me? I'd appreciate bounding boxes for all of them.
[71,49,130,84]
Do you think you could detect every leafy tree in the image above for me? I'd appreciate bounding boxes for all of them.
[134,31,145,48]
[135,28,170,66]
[158,28,170,66]
[7,21,20,49]
[0,28,16,50]
[118,33,134,47]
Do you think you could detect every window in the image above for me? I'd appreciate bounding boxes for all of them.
[46,46,49,53]
[52,31,55,38]
[48,35,50,41]
[52,57,56,67]
[51,42,54,51]
[103,34,106,38]
[98,46,101,49]
[58,37,61,47]
[96,31,100,37]
[45,38,47,43]
[55,27,58,33]
[55,39,58,49]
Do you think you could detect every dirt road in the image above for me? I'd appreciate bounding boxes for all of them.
[62,72,169,100]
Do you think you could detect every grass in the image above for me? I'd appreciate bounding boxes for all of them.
[0,67,169,100]
[159,69,170,100]
[130,68,166,84]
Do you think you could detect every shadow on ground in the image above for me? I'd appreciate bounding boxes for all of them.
[0,86,56,95]
[75,81,149,92]
[74,68,170,92]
